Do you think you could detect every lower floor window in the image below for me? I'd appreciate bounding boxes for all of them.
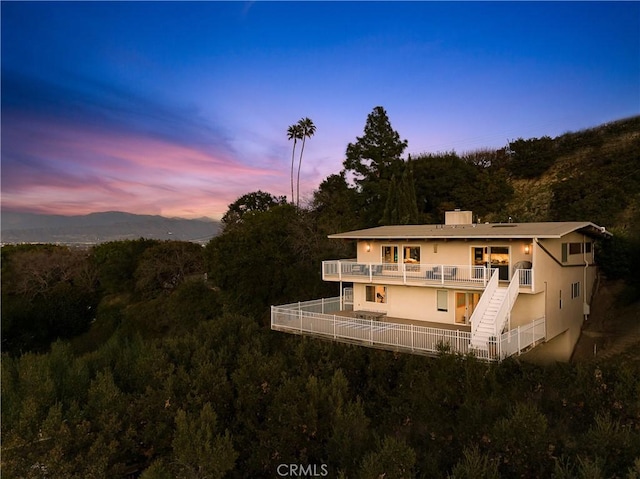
[366,285,387,303]
[437,290,448,311]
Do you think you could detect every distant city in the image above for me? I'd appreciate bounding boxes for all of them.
[1,211,220,246]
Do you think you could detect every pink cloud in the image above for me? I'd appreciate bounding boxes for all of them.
[2,114,292,218]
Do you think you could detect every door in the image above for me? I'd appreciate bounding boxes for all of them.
[474,246,510,280]
[455,292,480,324]
[489,246,510,280]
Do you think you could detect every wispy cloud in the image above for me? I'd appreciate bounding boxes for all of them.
[1,70,286,218]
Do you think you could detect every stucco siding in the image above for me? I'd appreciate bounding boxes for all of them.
[352,283,456,324]
[510,292,545,328]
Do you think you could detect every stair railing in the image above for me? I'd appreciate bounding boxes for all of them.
[492,270,521,336]
[470,268,500,340]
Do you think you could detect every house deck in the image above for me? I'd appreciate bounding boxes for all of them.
[271,297,544,361]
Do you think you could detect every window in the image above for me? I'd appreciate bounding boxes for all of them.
[382,246,398,264]
[569,243,582,255]
[571,282,581,299]
[366,285,386,303]
[403,246,420,264]
[561,243,568,263]
[569,242,592,255]
[437,290,448,312]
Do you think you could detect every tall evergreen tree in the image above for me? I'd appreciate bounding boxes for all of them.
[380,161,419,225]
[343,106,408,226]
[381,175,399,226]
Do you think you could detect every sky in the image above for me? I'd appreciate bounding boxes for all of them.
[2,2,638,220]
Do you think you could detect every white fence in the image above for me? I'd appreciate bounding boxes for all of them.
[271,298,545,361]
[499,317,546,358]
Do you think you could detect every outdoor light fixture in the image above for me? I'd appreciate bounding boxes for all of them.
[366,243,371,252]
[524,244,531,254]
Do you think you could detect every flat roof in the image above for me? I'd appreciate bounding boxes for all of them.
[328,222,612,240]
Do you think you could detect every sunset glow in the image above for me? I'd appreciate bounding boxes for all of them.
[2,2,638,219]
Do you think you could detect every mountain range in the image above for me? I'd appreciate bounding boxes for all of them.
[1,211,221,245]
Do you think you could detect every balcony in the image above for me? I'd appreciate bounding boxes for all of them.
[271,297,545,362]
[322,260,533,290]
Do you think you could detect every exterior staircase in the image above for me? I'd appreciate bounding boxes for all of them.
[470,269,521,355]
[470,287,507,349]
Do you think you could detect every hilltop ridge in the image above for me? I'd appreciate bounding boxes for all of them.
[497,116,640,230]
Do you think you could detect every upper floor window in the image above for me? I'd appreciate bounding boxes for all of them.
[565,242,592,258]
[382,246,398,264]
[403,246,420,264]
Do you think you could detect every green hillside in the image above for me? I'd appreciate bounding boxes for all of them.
[499,116,640,229]
[405,115,640,230]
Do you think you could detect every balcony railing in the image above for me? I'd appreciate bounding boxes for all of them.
[323,260,533,289]
[271,297,545,361]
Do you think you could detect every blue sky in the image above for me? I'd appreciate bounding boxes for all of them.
[2,1,638,219]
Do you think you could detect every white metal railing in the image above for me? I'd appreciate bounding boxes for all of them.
[277,297,343,314]
[470,268,500,340]
[470,269,521,349]
[493,270,522,337]
[323,260,534,290]
[342,287,353,308]
[499,317,545,358]
[271,297,545,361]
[322,260,495,287]
[518,268,533,287]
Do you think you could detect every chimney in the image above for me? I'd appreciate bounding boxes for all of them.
[445,210,473,225]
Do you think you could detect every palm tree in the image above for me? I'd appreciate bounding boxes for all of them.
[287,123,303,204]
[295,117,316,207]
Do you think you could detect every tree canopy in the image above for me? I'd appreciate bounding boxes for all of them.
[221,190,287,230]
[343,106,409,225]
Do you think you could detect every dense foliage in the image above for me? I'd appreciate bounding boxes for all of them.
[1,244,99,355]
[3,114,640,477]
[3,306,639,477]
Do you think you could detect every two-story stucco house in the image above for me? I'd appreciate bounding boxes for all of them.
[271,211,612,362]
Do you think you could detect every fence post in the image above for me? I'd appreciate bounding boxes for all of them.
[370,318,373,344]
[333,314,336,339]
[411,324,414,351]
